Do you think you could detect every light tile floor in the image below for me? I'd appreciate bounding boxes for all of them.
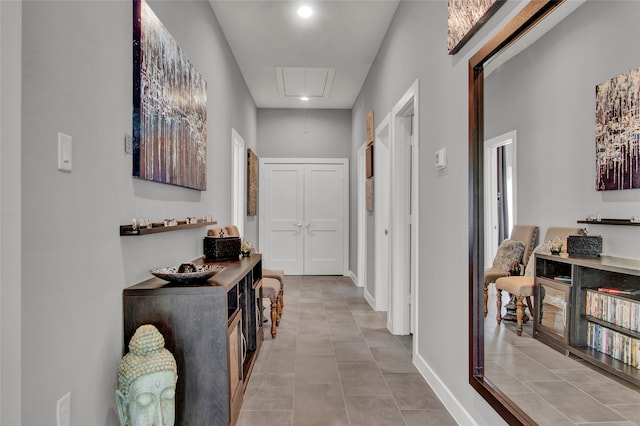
[485,290,640,425]
[238,275,457,426]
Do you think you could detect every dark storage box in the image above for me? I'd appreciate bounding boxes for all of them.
[204,236,241,261]
[567,235,602,257]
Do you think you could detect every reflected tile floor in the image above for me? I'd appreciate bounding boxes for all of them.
[238,275,457,426]
[485,289,640,425]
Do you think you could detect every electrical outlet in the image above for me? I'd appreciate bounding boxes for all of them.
[57,392,70,426]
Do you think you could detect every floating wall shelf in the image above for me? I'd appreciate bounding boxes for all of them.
[577,219,640,227]
[120,220,217,236]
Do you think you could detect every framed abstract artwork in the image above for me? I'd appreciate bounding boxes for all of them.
[447,0,505,55]
[133,0,208,190]
[595,66,640,191]
[366,111,374,145]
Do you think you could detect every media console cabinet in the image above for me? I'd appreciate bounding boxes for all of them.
[534,253,640,386]
[122,254,263,425]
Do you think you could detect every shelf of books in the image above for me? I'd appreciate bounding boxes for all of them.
[576,288,640,385]
[535,254,640,386]
[585,288,640,334]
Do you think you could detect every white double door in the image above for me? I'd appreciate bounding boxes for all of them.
[260,159,347,275]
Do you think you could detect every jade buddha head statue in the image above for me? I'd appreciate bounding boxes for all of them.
[116,324,178,426]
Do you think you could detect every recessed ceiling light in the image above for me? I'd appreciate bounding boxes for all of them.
[300,96,310,101]
[297,5,313,19]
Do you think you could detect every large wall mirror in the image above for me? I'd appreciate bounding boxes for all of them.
[470,1,640,424]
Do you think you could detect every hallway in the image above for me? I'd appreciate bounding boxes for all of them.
[238,275,456,426]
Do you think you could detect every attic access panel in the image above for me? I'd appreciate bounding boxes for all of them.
[275,66,336,99]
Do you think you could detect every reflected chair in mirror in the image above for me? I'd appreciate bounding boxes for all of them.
[495,226,582,336]
[208,225,285,337]
[484,225,539,317]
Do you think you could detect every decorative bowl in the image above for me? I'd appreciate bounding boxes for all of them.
[150,264,226,284]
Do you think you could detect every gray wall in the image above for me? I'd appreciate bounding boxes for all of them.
[485,1,640,258]
[19,1,256,424]
[1,1,23,424]
[257,108,351,159]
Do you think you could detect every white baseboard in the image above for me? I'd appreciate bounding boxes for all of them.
[347,270,361,287]
[412,351,478,426]
[364,289,375,308]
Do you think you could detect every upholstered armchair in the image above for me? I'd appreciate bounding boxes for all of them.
[484,225,539,317]
[495,226,582,335]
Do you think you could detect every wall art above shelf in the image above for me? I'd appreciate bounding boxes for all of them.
[577,219,640,227]
[120,220,217,236]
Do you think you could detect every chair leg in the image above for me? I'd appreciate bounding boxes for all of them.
[270,297,278,339]
[525,296,535,320]
[496,290,502,324]
[516,296,525,336]
[484,281,489,317]
[276,290,283,325]
[280,284,284,311]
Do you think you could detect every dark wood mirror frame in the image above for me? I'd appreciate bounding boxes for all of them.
[468,1,564,424]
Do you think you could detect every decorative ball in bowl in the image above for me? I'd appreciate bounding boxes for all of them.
[150,263,226,284]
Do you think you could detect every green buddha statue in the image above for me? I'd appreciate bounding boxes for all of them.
[116,324,178,426]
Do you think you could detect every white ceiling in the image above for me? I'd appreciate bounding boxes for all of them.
[208,1,400,109]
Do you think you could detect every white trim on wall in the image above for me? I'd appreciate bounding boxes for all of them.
[374,113,391,311]
[484,130,518,267]
[388,79,419,337]
[231,128,246,237]
[357,144,367,289]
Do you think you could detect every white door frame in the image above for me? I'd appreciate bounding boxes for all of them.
[484,130,518,266]
[388,79,419,336]
[231,129,246,237]
[259,158,349,276]
[373,113,391,311]
[357,145,367,289]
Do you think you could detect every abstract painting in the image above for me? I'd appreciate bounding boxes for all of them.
[595,67,640,191]
[448,0,504,54]
[133,0,208,190]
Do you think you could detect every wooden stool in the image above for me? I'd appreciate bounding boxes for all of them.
[261,278,281,338]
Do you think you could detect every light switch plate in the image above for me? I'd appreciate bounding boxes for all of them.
[58,133,72,172]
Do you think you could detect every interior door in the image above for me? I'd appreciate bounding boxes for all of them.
[262,163,304,274]
[261,160,346,275]
[375,117,391,311]
[304,164,344,275]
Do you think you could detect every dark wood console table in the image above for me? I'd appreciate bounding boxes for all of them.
[122,254,264,425]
